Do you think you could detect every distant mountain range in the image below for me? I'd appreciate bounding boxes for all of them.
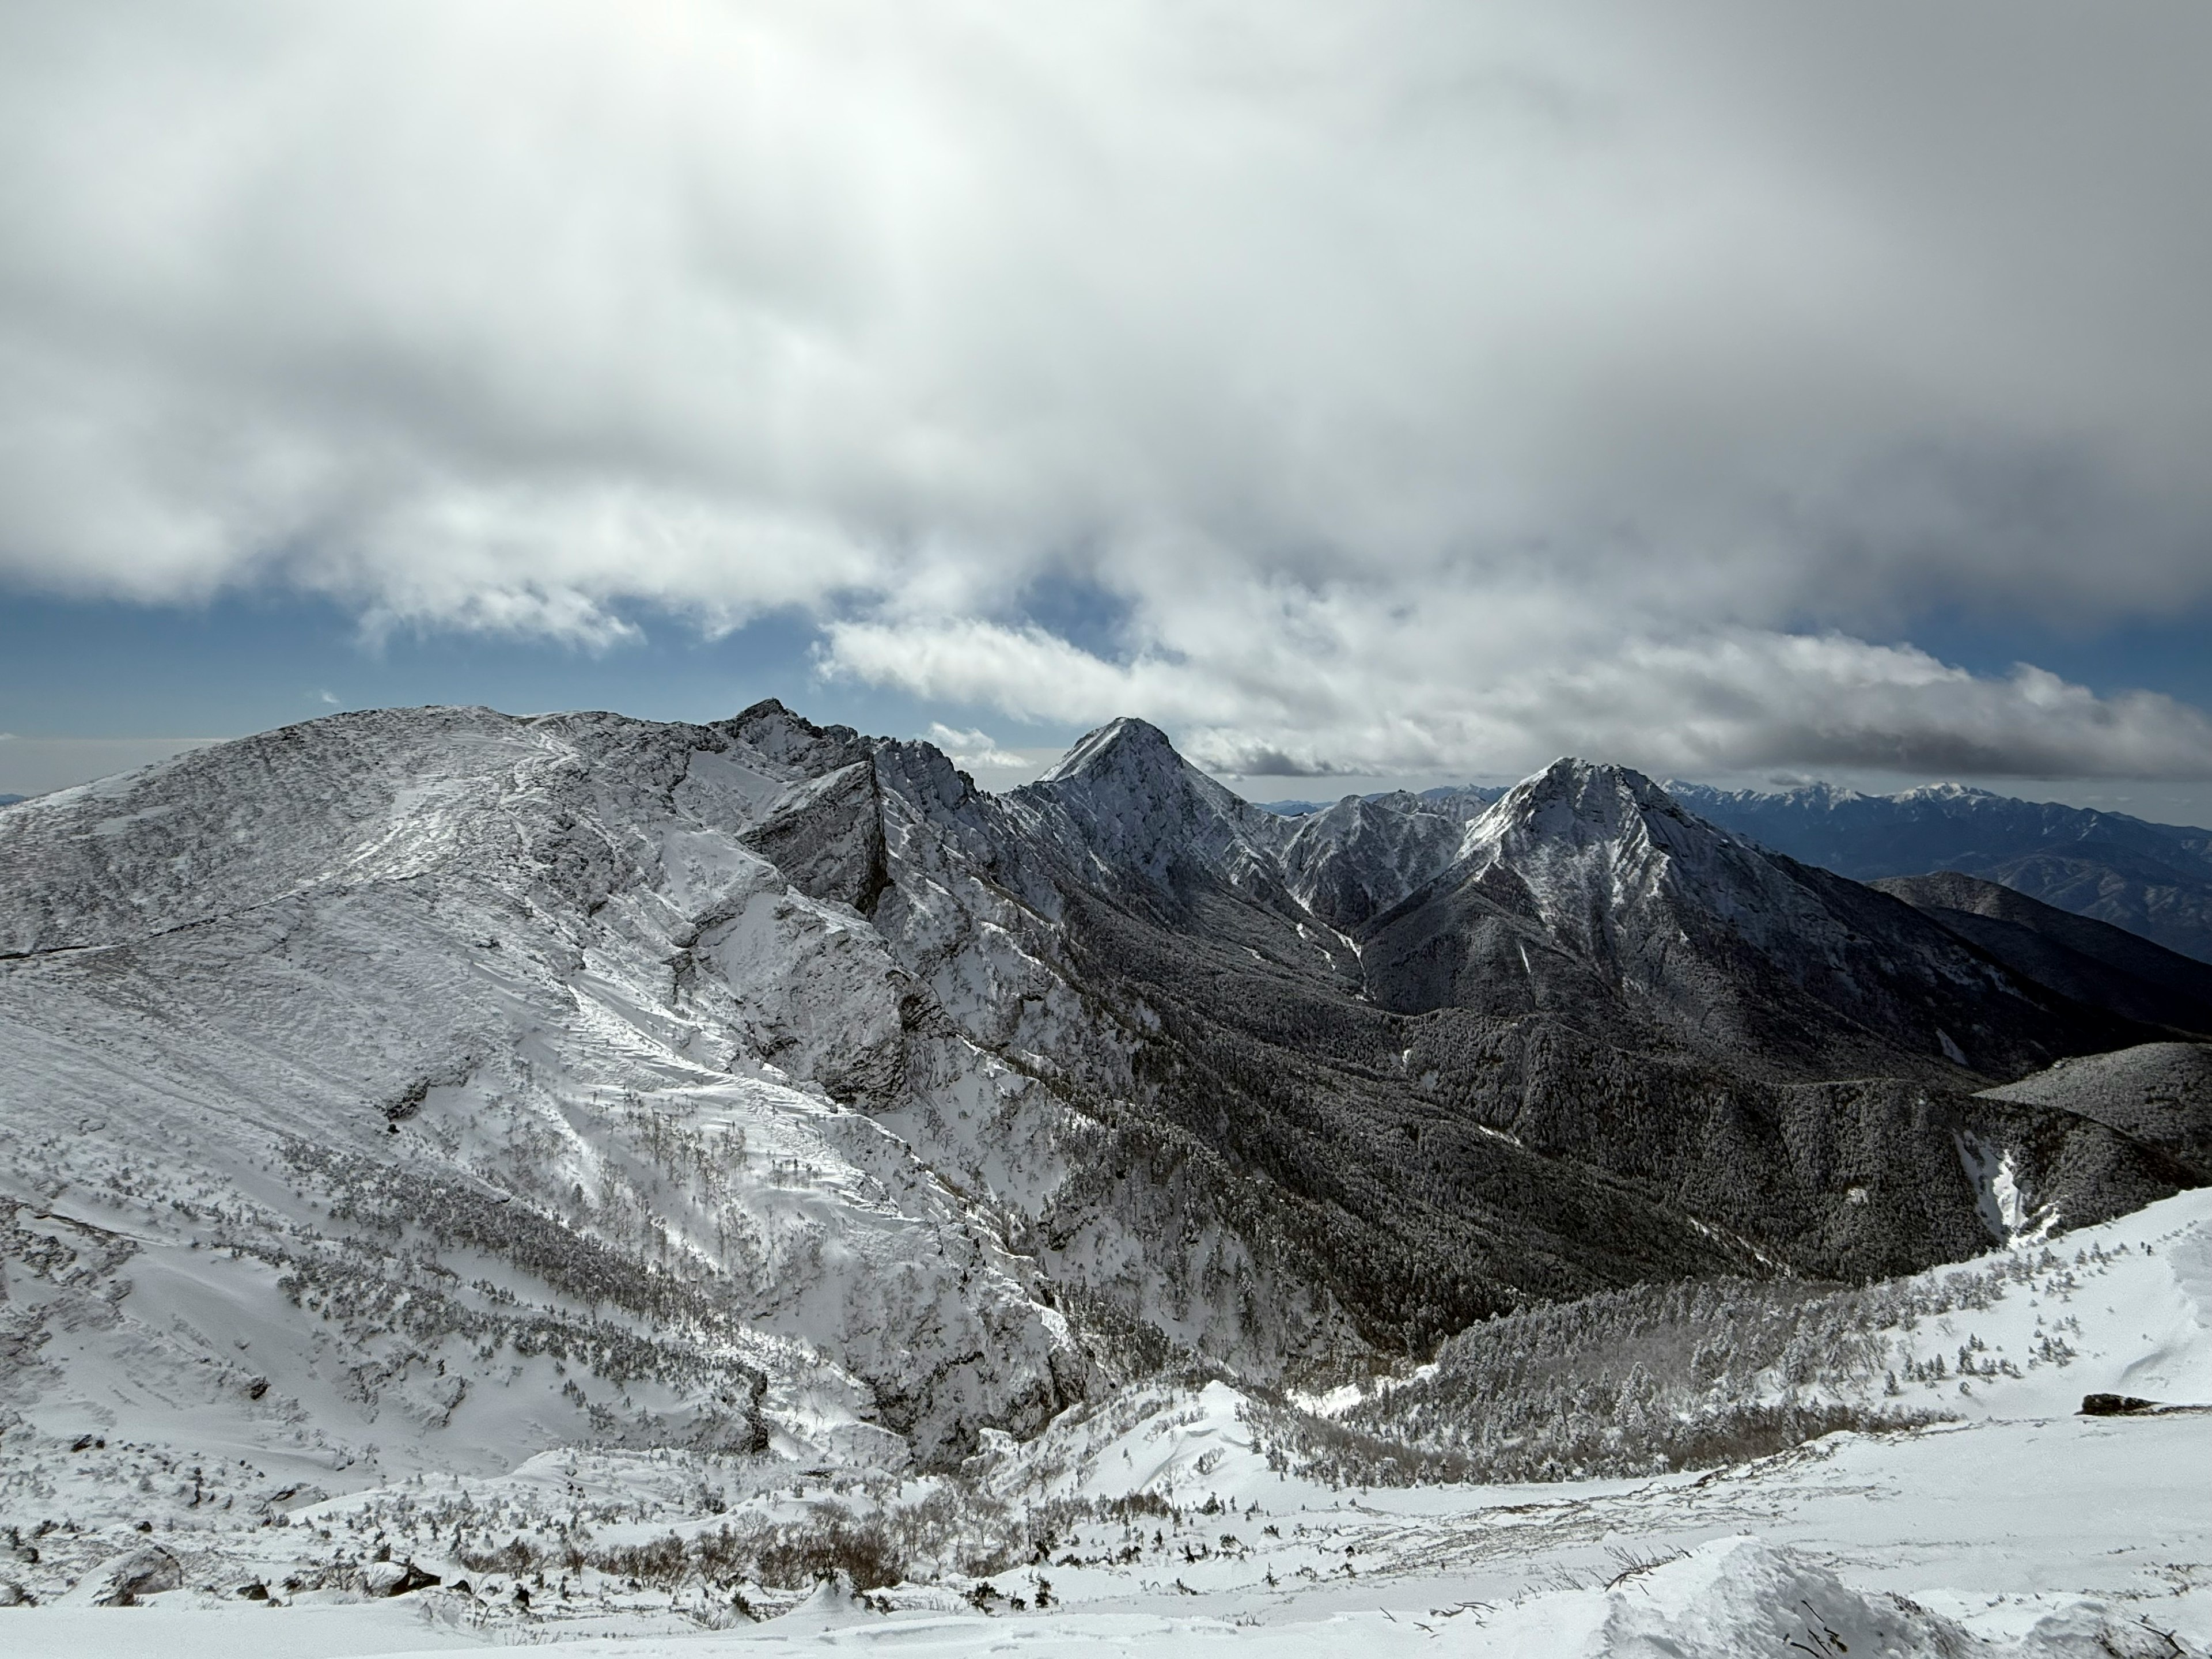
[0,704,2203,1495]
[1665,779,2212,965]
[0,793,24,807]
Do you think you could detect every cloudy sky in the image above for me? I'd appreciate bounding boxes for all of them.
[3,1,2210,812]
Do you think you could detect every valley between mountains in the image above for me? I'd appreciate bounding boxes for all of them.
[0,702,2207,1657]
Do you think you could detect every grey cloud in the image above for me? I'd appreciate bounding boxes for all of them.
[2,2,2210,774]
[828,616,2212,782]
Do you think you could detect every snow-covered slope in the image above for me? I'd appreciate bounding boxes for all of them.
[1278,791,1467,927]
[0,705,1090,1486]
[1006,718,1292,903]
[1365,757,2155,1082]
[6,1193,2205,1657]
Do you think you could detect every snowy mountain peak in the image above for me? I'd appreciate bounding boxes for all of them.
[1468,757,1696,853]
[719,696,869,774]
[1893,780,2002,804]
[1279,789,1471,926]
[1437,756,1791,961]
[1038,715,1183,786]
[1020,716,1286,894]
[1668,778,1863,810]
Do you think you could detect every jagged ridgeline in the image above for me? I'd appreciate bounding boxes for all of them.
[0,702,2200,1479]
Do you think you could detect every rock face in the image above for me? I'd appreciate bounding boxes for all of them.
[362,1559,441,1596]
[2078,1392,2162,1415]
[0,701,2199,1498]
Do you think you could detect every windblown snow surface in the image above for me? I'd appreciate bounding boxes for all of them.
[2,1189,2206,1658]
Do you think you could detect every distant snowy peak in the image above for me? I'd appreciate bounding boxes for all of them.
[1255,783,1502,821]
[1474,756,1680,834]
[1417,783,1509,821]
[1017,716,1288,894]
[1669,778,1999,811]
[1035,715,1271,835]
[1037,715,1183,787]
[1430,759,1811,968]
[1459,757,1735,883]
[1665,775,2212,963]
[1666,775,2202,844]
[718,696,873,777]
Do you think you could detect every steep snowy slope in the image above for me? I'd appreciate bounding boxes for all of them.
[1277,791,1468,927]
[0,706,1090,1486]
[1006,718,1294,906]
[1366,759,2154,1080]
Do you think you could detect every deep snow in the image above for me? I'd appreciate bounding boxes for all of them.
[3,1190,2205,1658]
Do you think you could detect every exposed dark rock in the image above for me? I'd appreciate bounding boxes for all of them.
[88,1544,183,1605]
[2080,1392,2161,1416]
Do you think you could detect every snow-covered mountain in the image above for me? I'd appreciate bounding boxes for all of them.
[1277,791,1469,927]
[0,706,1092,1482]
[1365,758,2156,1078]
[1011,717,1293,902]
[0,701,2203,1562]
[1670,778,2212,965]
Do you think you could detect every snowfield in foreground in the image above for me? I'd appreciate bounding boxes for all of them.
[3,1189,2207,1658]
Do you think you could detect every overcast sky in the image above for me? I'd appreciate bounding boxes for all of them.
[3,1,2210,807]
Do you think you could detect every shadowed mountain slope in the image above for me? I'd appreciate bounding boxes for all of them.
[1980,1042,2212,1180]
[1874,871,2212,1038]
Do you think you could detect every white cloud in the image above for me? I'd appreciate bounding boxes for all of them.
[2,2,2210,777]
[832,610,2212,782]
[922,724,1026,770]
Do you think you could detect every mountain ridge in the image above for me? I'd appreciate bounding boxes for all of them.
[0,701,2199,1508]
